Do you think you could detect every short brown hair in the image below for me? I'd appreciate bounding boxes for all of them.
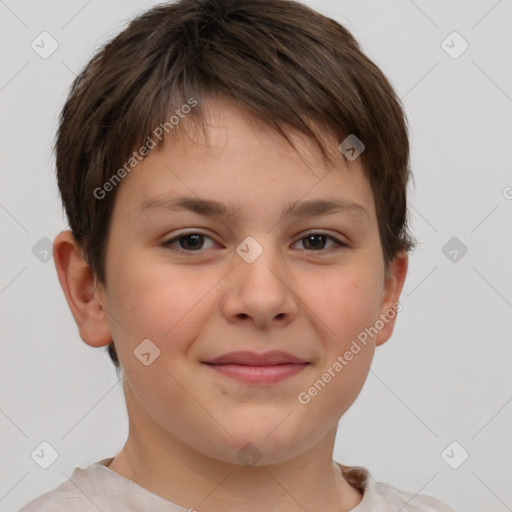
[55,0,415,371]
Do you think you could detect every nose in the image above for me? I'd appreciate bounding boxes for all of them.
[220,240,299,329]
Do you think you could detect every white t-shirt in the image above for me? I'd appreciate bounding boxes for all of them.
[18,457,456,511]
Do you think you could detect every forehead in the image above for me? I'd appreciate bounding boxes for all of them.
[114,97,376,223]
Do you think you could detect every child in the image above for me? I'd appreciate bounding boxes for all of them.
[19,0,456,510]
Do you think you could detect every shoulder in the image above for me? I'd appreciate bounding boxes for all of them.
[18,485,99,512]
[338,464,456,512]
[370,480,456,511]
[18,458,116,512]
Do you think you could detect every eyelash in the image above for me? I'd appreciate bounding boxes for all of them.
[160,231,348,254]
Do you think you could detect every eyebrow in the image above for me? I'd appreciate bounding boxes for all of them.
[139,195,369,221]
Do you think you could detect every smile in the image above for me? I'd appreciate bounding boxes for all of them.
[202,362,309,384]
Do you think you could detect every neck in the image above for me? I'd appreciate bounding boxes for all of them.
[107,381,363,512]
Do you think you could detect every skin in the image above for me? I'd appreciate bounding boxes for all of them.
[54,96,408,512]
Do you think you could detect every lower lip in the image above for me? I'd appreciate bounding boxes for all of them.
[203,363,308,384]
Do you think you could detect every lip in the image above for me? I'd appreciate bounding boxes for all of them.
[203,350,308,366]
[202,351,309,384]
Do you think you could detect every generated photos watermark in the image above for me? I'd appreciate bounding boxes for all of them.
[94,97,198,200]
[297,302,402,405]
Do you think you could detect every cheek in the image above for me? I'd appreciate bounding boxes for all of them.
[112,260,209,336]
[295,275,378,421]
[302,266,383,344]
[112,265,207,420]
[108,261,225,381]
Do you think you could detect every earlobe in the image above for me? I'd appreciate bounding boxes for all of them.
[374,252,408,347]
[53,230,113,348]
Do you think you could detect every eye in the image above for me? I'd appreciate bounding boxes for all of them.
[161,232,217,252]
[160,231,348,253]
[292,232,347,252]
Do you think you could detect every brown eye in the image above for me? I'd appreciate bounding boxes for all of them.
[293,233,347,251]
[161,232,216,252]
[302,234,327,250]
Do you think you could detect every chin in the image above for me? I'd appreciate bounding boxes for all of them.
[207,422,314,467]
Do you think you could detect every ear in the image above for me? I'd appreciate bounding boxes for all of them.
[374,252,408,347]
[53,230,112,348]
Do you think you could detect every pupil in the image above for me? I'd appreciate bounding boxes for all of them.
[181,234,202,250]
[305,235,325,250]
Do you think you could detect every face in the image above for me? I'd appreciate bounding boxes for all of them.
[95,97,406,466]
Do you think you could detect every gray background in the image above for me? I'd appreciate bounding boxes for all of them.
[1,1,511,511]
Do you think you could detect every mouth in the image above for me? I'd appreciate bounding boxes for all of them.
[202,351,310,384]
